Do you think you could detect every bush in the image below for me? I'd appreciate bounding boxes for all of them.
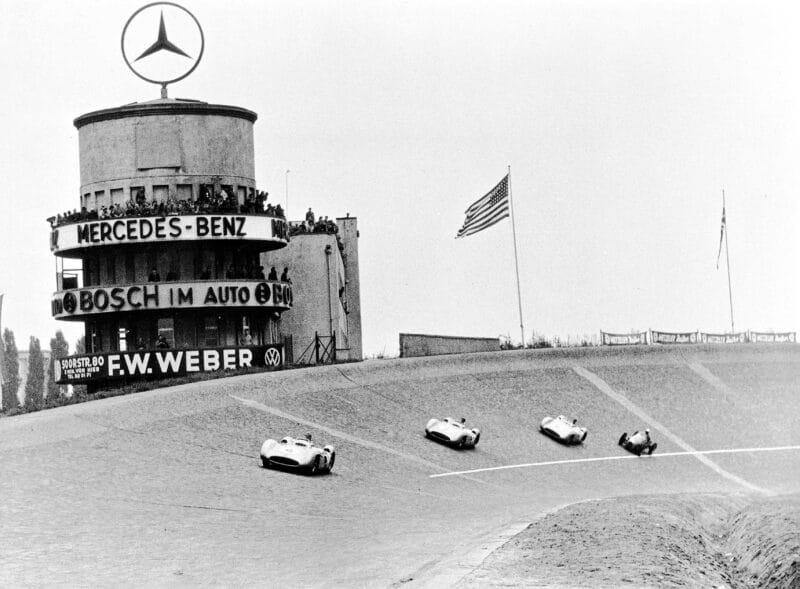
[2,329,20,412]
[24,337,45,410]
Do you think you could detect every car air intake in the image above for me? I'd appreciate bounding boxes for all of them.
[269,457,299,467]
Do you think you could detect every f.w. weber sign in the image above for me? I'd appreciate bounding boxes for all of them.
[54,344,284,384]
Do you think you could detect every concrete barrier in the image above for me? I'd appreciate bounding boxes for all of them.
[399,333,500,358]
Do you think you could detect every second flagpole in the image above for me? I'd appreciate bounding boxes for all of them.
[507,165,526,347]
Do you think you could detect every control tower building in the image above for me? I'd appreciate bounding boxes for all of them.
[48,4,364,387]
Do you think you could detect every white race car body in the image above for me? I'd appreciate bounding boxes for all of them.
[425,418,480,448]
[260,437,335,474]
[540,415,588,445]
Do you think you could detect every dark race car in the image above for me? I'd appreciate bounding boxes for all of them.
[618,429,658,456]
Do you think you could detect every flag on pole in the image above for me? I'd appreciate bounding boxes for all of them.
[715,202,726,269]
[455,174,510,238]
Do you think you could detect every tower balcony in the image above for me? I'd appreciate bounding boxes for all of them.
[49,213,288,258]
[51,279,293,320]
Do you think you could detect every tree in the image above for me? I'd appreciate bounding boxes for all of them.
[75,335,86,355]
[24,336,45,411]
[47,330,70,406]
[2,328,20,412]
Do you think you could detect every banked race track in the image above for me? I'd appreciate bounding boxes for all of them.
[1,344,798,587]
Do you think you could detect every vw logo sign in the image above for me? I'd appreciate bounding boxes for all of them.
[264,348,282,367]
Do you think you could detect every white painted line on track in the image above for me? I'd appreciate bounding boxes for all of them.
[429,445,800,478]
[686,362,738,398]
[230,395,490,484]
[575,366,772,494]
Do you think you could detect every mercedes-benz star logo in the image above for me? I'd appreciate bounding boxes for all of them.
[135,11,191,62]
[121,2,204,95]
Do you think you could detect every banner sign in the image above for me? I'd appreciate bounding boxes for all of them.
[651,330,698,344]
[750,332,796,343]
[600,331,648,345]
[52,281,292,319]
[50,214,287,255]
[699,332,747,344]
[54,344,284,384]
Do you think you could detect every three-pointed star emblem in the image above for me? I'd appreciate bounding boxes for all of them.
[135,10,191,61]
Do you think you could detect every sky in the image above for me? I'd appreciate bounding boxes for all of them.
[0,0,798,357]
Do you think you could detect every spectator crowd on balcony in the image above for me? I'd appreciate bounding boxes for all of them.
[145,264,290,283]
[48,188,284,228]
[288,208,339,236]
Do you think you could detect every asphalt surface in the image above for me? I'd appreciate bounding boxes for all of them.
[1,344,798,587]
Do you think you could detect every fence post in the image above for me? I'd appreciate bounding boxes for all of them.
[332,332,337,362]
[314,331,320,364]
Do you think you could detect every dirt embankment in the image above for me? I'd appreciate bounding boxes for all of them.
[463,493,800,588]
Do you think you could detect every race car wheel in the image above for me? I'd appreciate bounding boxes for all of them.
[328,451,336,472]
[308,456,320,476]
[648,443,657,455]
[473,433,480,446]
[457,437,466,449]
[618,433,628,446]
[581,431,588,442]
[261,457,270,469]
[636,447,643,457]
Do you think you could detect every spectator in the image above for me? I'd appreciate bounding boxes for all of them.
[156,335,169,349]
[268,266,278,281]
[256,265,266,279]
[306,207,315,225]
[148,268,161,282]
[280,267,291,283]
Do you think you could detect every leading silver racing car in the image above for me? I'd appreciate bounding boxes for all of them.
[425,417,480,449]
[540,415,588,445]
[618,429,657,456]
[260,435,335,475]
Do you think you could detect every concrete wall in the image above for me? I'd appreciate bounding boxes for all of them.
[337,217,362,361]
[263,227,361,363]
[399,334,500,358]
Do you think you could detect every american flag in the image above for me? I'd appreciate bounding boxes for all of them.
[455,174,510,238]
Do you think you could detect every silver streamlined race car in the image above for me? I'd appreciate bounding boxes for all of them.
[260,435,335,475]
[618,429,658,456]
[540,415,588,445]
[425,417,481,449]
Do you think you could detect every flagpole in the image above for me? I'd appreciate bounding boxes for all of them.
[285,169,290,219]
[723,189,735,333]
[507,166,526,347]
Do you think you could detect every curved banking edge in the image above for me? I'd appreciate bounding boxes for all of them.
[0,344,798,586]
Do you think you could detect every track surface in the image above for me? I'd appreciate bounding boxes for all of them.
[1,345,798,587]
